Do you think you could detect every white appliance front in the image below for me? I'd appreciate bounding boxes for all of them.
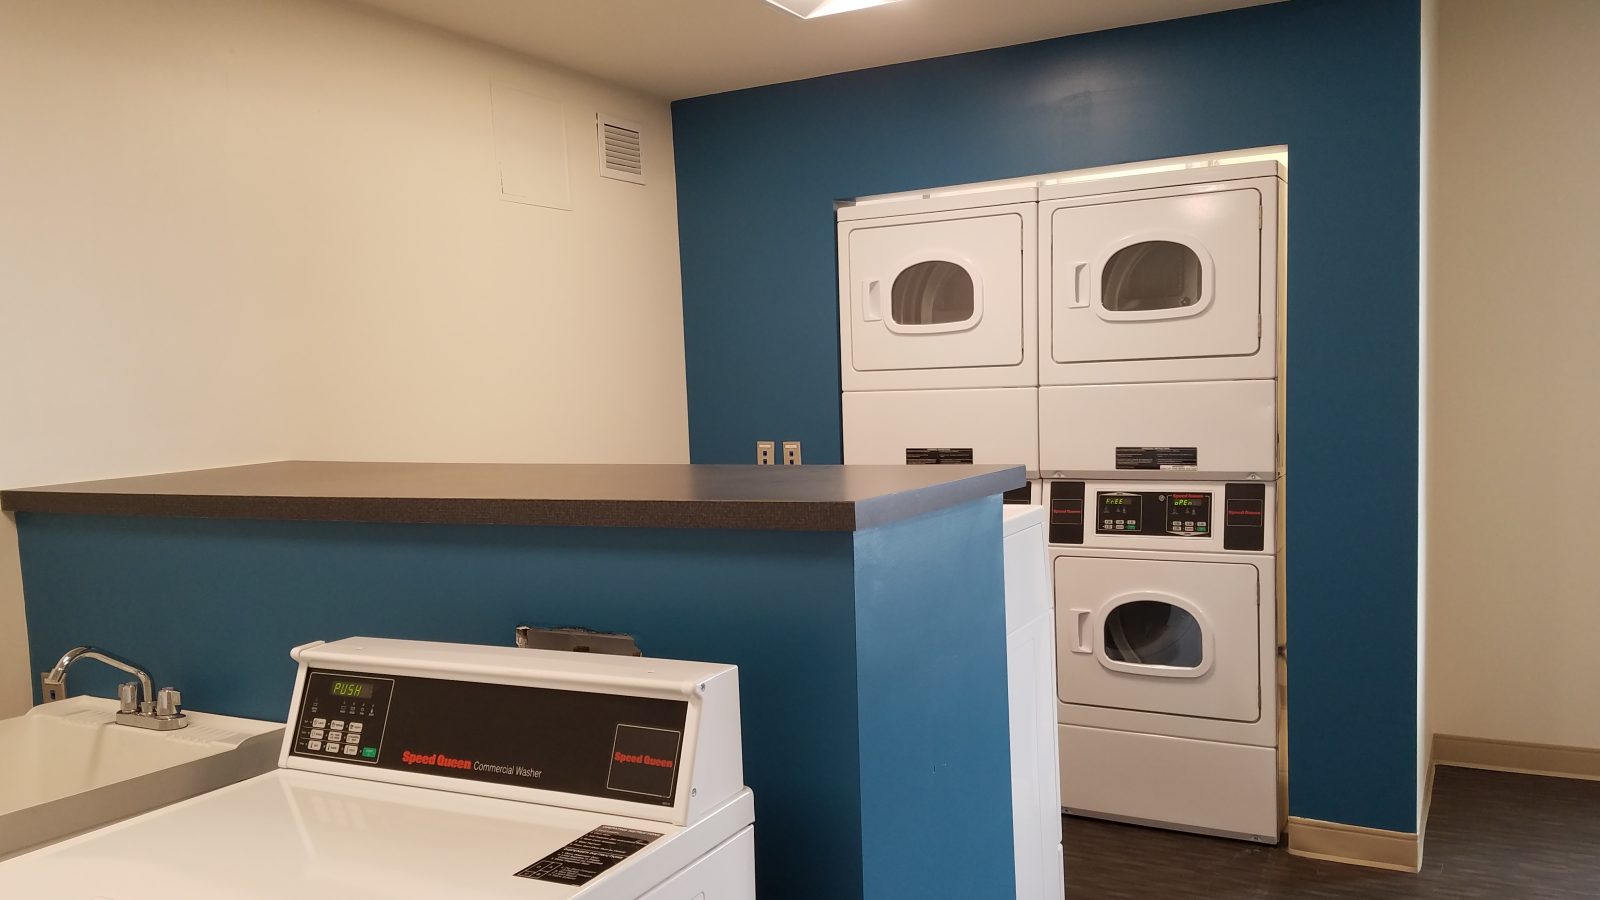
[1059,724,1279,843]
[1052,548,1277,748]
[842,387,1039,476]
[838,192,1037,391]
[0,769,756,900]
[1002,506,1065,900]
[1039,165,1282,386]
[1056,555,1262,723]
[1039,380,1276,480]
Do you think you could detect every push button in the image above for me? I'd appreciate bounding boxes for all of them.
[312,718,326,729]
[307,740,322,751]
[350,722,364,734]
[324,743,341,753]
[361,747,378,759]
[310,729,324,740]
[343,744,360,756]
[331,720,346,731]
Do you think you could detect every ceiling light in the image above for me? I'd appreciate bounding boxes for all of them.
[763,0,903,20]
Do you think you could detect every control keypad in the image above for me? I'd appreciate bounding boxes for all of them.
[291,671,394,766]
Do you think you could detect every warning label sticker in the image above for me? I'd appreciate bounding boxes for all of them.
[514,825,662,886]
[1115,447,1199,471]
[906,447,975,465]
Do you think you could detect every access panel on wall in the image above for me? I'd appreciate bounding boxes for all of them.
[837,189,1037,391]
[1039,163,1282,386]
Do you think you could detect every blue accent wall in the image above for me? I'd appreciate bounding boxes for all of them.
[674,0,1422,832]
[18,502,1011,898]
[853,496,1014,897]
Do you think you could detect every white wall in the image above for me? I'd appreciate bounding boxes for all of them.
[0,0,687,714]
[1428,0,1600,749]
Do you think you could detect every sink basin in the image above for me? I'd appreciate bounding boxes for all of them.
[0,696,283,859]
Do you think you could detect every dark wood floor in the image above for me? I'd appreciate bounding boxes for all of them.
[1063,766,1600,898]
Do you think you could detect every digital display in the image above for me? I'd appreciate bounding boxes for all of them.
[1173,498,1199,507]
[1104,497,1131,506]
[330,680,375,699]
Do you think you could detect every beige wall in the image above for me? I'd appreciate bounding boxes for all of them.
[0,0,687,714]
[1428,0,1600,749]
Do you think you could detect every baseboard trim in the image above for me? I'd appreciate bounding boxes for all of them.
[1433,733,1600,781]
[1286,817,1420,873]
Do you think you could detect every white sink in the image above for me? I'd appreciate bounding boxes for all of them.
[0,696,283,859]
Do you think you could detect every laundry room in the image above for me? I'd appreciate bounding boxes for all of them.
[2,0,1597,898]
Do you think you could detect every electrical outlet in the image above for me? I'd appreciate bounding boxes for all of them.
[782,441,802,465]
[756,441,776,465]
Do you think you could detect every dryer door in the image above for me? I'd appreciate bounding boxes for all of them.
[1056,555,1261,722]
[841,206,1028,374]
[1045,188,1261,367]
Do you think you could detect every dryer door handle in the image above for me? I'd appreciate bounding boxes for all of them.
[862,279,884,322]
[1069,609,1093,654]
[1068,262,1090,309]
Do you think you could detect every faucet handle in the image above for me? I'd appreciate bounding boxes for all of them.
[118,682,140,714]
[155,687,182,718]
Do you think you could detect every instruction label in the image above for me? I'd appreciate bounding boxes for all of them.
[1115,447,1198,471]
[515,825,662,886]
[906,447,974,465]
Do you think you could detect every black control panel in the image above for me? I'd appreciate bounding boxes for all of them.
[1003,484,1034,505]
[289,668,689,806]
[1096,490,1211,537]
[1046,482,1267,546]
[1223,482,1267,551]
[1048,481,1085,544]
[291,671,395,763]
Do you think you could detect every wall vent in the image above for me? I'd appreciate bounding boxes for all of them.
[597,114,645,185]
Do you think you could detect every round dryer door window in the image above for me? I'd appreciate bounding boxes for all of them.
[1103,600,1203,669]
[1102,241,1202,312]
[891,260,975,326]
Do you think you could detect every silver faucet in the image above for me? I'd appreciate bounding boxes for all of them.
[41,646,188,731]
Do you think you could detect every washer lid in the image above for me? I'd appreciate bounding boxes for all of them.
[0,770,753,899]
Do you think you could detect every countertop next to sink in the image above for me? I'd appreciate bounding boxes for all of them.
[0,460,1025,532]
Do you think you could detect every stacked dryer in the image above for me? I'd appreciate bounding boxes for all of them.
[1042,161,1285,843]
[837,185,1042,502]
[837,155,1287,844]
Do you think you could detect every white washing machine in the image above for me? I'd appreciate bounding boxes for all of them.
[838,187,1040,480]
[1037,160,1284,481]
[1045,479,1279,843]
[0,638,756,899]
[1002,504,1064,899]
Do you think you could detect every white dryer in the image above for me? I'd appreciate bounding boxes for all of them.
[838,188,1040,480]
[1037,161,1284,481]
[1038,161,1283,387]
[0,638,756,899]
[838,187,1037,392]
[1045,479,1279,843]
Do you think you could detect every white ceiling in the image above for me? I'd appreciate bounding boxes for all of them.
[345,0,1280,100]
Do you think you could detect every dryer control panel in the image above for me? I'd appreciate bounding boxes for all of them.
[1095,490,1211,537]
[1047,480,1274,551]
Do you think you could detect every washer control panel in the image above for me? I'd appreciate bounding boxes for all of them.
[1096,490,1212,537]
[286,663,690,807]
[291,671,395,764]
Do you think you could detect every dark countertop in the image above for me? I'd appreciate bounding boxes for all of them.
[0,461,1025,532]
